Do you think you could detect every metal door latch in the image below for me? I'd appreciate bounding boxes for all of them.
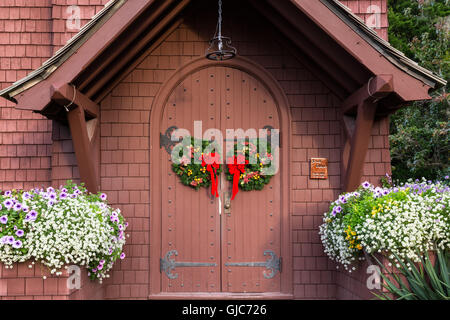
[225,250,282,279]
[160,250,217,279]
[224,192,231,215]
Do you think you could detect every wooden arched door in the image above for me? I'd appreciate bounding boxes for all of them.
[150,58,291,297]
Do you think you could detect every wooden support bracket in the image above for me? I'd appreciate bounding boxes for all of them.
[342,75,394,192]
[51,84,100,193]
[342,75,394,115]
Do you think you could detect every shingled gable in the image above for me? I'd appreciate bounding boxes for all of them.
[0,0,446,194]
[0,0,445,116]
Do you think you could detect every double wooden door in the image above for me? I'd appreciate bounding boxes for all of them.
[158,66,282,294]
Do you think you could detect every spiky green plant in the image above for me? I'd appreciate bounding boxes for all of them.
[372,250,450,300]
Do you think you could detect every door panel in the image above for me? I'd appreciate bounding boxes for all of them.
[220,67,281,293]
[159,66,281,293]
[160,67,222,292]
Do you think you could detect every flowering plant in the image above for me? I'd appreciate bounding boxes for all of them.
[0,181,127,282]
[319,178,449,272]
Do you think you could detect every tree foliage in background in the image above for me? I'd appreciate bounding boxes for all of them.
[388,0,449,181]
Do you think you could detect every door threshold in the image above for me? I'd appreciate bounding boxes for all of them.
[148,292,294,300]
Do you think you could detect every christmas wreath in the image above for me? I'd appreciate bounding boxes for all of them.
[171,137,222,197]
[226,139,275,200]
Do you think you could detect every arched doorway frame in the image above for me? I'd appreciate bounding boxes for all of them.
[149,56,292,298]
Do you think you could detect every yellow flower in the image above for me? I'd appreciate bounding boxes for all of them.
[356,244,362,250]
[351,231,356,236]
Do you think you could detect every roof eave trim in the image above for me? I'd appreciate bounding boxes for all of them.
[321,0,447,89]
[0,0,127,102]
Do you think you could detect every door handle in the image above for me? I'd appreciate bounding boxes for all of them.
[224,192,231,214]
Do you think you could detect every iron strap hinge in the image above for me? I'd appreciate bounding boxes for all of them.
[160,250,217,279]
[160,126,179,154]
[224,250,282,279]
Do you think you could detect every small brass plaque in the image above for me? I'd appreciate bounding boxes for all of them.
[310,158,328,179]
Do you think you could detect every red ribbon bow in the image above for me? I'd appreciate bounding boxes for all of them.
[201,153,220,198]
[227,154,248,200]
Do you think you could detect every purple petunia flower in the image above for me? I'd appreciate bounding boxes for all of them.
[99,259,105,265]
[0,215,8,224]
[25,210,38,222]
[0,236,8,244]
[59,192,68,200]
[61,188,68,193]
[97,264,103,270]
[15,229,24,237]
[22,192,31,200]
[13,202,22,212]
[47,187,55,193]
[0,204,2,211]
[362,181,371,189]
[3,199,13,210]
[48,200,55,206]
[48,193,56,200]
[124,222,128,228]
[12,240,22,249]
[100,193,107,201]
[7,236,14,244]
[382,190,389,196]
[120,252,126,260]
[335,206,342,213]
[4,191,11,197]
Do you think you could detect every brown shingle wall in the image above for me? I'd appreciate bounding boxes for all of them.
[341,0,389,40]
[0,0,53,190]
[0,262,104,300]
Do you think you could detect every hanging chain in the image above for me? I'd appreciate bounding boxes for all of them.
[217,0,222,40]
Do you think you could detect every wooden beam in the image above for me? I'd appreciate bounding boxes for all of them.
[67,104,99,193]
[249,0,358,94]
[342,115,355,139]
[343,101,376,192]
[51,83,99,118]
[51,83,100,194]
[85,0,190,98]
[342,75,394,114]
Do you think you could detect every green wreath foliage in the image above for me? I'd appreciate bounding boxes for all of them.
[225,139,275,191]
[171,137,222,190]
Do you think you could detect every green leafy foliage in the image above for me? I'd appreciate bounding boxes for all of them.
[388,0,449,181]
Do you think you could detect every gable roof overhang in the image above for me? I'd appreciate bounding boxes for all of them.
[0,0,446,121]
